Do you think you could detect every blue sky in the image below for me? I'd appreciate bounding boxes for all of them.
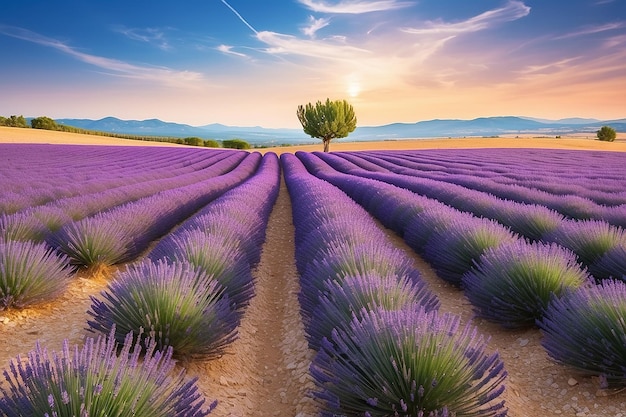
[1,0,624,128]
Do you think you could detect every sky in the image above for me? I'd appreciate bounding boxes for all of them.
[1,0,625,128]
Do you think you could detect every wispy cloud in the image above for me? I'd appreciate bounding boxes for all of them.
[217,44,248,58]
[302,16,331,37]
[554,22,625,40]
[112,26,172,50]
[298,0,413,14]
[402,0,530,35]
[256,30,370,61]
[0,25,203,86]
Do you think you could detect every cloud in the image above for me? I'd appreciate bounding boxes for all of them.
[554,22,625,40]
[297,0,413,14]
[217,44,248,58]
[112,26,172,50]
[0,25,203,86]
[402,0,530,35]
[302,16,331,37]
[256,30,371,61]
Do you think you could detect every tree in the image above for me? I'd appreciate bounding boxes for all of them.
[31,116,59,130]
[597,125,616,142]
[223,139,251,149]
[297,98,357,152]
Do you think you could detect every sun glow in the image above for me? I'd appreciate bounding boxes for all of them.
[348,81,361,97]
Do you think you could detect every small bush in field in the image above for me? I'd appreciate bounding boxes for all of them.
[463,241,591,329]
[310,308,507,417]
[87,260,239,360]
[0,240,72,310]
[203,139,220,148]
[0,328,215,416]
[596,125,617,142]
[539,280,626,387]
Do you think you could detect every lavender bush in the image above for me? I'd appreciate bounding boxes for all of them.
[423,217,518,286]
[87,260,239,360]
[539,280,626,387]
[149,229,254,312]
[310,308,507,417]
[591,244,626,282]
[0,240,72,310]
[51,213,133,267]
[543,219,626,268]
[0,328,215,416]
[463,241,591,328]
[306,272,439,350]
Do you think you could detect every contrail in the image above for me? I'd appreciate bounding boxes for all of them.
[220,0,258,34]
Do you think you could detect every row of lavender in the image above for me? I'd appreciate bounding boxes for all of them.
[358,148,626,206]
[1,145,281,415]
[282,153,508,417]
[314,151,626,282]
[0,144,233,214]
[296,150,626,388]
[349,149,626,226]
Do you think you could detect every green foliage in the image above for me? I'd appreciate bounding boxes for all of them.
[297,98,357,151]
[597,125,617,142]
[222,139,251,149]
[31,116,60,130]
[0,115,28,128]
[183,137,204,146]
[203,139,220,148]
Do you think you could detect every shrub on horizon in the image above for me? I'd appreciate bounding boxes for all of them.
[596,125,617,142]
[0,328,215,416]
[539,279,626,387]
[0,239,72,310]
[87,260,239,360]
[463,241,591,329]
[310,307,507,417]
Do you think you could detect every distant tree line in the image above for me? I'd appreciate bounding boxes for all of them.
[0,115,252,149]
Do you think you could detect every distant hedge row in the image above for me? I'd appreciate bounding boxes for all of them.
[0,115,252,149]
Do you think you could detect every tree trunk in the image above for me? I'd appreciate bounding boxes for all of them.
[323,139,330,152]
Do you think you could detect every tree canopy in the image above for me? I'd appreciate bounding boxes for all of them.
[297,98,357,152]
[596,125,617,142]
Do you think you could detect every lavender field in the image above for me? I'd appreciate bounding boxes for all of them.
[1,142,625,416]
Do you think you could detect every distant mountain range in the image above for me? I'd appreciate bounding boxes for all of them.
[53,116,626,146]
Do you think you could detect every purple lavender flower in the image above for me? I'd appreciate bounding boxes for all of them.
[87,259,239,360]
[539,279,626,387]
[310,307,507,417]
[463,240,591,328]
[0,327,215,416]
[0,240,72,310]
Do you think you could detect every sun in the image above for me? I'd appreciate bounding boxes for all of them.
[347,81,361,98]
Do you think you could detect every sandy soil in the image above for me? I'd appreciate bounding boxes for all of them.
[1,127,626,416]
